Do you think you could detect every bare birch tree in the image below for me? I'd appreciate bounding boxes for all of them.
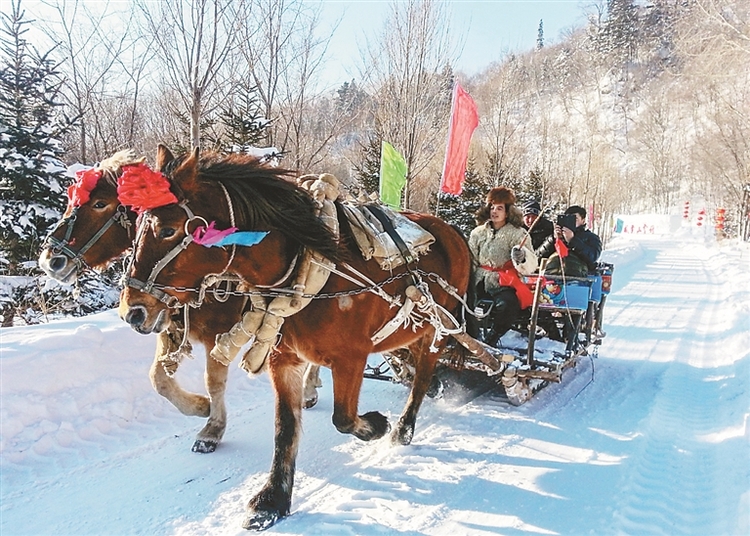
[38,0,130,163]
[359,0,458,211]
[135,0,241,149]
[473,56,527,186]
[233,0,350,172]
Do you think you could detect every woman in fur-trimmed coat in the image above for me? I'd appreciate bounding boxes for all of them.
[468,186,537,346]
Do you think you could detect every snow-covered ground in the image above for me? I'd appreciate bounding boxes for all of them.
[2,230,749,535]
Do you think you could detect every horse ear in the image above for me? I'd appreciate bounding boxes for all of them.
[156,144,175,172]
[172,147,201,192]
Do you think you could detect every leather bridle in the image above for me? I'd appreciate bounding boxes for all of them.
[44,204,132,272]
[124,201,204,308]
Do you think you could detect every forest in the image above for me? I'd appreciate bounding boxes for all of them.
[1,0,749,324]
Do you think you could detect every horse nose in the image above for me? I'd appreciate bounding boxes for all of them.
[125,306,147,330]
[48,255,68,273]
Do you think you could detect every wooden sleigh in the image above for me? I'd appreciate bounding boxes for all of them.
[365,261,615,406]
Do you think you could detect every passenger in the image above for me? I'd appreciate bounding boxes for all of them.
[542,205,602,277]
[468,187,538,346]
[521,199,554,257]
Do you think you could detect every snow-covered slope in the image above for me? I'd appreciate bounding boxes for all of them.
[2,233,748,535]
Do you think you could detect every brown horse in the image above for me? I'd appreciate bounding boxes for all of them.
[118,146,471,530]
[38,150,247,453]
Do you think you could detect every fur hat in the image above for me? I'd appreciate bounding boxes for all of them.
[486,187,516,206]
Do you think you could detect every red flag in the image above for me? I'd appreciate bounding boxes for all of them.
[554,238,569,258]
[440,82,479,196]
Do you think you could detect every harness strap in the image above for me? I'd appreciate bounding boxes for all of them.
[365,205,416,267]
[45,205,131,270]
[127,277,182,307]
[125,201,196,306]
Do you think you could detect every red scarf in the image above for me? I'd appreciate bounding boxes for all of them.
[481,260,534,309]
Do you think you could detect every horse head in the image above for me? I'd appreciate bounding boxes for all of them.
[39,149,143,283]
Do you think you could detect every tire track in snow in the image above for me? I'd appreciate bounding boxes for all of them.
[610,240,747,535]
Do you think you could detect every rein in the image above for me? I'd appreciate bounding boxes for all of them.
[138,268,463,307]
[44,205,132,271]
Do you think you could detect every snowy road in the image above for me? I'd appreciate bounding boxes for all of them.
[1,234,749,535]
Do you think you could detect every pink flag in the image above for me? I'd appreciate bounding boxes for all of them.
[440,82,479,196]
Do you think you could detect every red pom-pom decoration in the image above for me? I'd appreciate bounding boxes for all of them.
[67,168,103,207]
[117,163,178,213]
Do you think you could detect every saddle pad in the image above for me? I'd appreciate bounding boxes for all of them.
[341,203,435,270]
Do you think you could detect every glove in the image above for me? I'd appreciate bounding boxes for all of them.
[511,245,525,264]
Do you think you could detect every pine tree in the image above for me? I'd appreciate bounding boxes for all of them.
[537,19,545,50]
[605,0,640,66]
[519,167,545,203]
[353,131,383,197]
[336,79,367,117]
[435,160,489,237]
[0,0,72,269]
[218,81,271,153]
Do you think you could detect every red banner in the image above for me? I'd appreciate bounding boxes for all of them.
[439,83,479,196]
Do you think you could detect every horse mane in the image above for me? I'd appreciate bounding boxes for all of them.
[98,149,145,187]
[166,152,342,262]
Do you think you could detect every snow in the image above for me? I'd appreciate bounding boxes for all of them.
[1,231,749,535]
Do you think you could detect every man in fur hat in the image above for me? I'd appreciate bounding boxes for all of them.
[468,187,538,346]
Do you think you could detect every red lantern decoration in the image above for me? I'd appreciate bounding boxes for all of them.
[715,208,726,230]
[696,208,705,227]
[683,201,690,219]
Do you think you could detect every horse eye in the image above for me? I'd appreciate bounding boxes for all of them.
[92,201,107,209]
[159,227,176,239]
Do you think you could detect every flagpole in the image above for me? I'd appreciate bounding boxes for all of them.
[436,79,458,216]
[435,174,442,217]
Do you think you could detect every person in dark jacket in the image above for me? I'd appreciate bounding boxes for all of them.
[521,199,554,257]
[542,205,602,277]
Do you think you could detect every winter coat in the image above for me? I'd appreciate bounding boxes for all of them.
[538,224,602,273]
[523,216,554,257]
[468,221,538,294]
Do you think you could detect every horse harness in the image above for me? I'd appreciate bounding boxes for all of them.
[44,204,132,272]
[125,192,467,361]
[124,201,200,308]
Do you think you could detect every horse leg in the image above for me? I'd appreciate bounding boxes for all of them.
[244,353,306,530]
[149,331,210,418]
[191,349,230,453]
[391,331,441,446]
[302,364,322,409]
[330,354,390,441]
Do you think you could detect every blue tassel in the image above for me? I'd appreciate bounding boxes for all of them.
[209,231,268,248]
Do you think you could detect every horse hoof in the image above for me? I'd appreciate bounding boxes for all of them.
[426,375,444,399]
[392,424,414,446]
[359,411,390,441]
[303,392,318,409]
[191,439,218,453]
[242,509,280,531]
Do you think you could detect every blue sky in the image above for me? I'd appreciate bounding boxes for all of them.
[316,0,588,87]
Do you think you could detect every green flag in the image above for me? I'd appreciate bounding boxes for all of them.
[379,141,408,209]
